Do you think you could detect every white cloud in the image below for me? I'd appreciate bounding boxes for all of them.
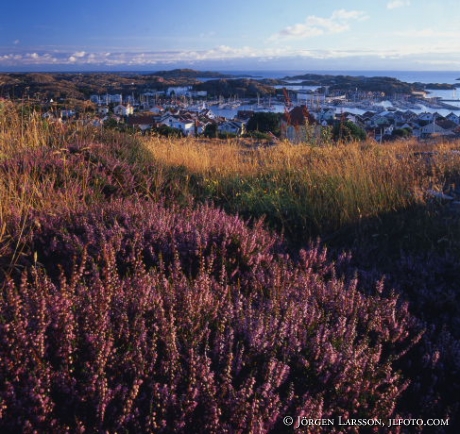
[20,52,59,64]
[1,39,460,70]
[269,9,368,41]
[387,0,411,10]
[69,51,87,63]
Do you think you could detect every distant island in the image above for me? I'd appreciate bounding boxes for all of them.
[279,73,457,93]
[144,68,238,79]
[0,69,457,100]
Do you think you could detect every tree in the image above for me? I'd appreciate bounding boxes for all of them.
[204,123,217,138]
[392,127,412,138]
[332,120,367,143]
[157,124,184,138]
[246,112,282,137]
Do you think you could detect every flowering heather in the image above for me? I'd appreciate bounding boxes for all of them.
[1,108,460,432]
[1,200,426,433]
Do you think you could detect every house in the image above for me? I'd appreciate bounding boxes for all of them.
[411,124,422,138]
[158,112,177,127]
[421,118,458,137]
[98,106,109,116]
[113,104,134,116]
[344,112,366,128]
[217,120,245,136]
[316,108,336,124]
[399,122,414,131]
[370,124,395,143]
[200,108,216,120]
[60,109,76,120]
[392,110,413,127]
[402,110,418,122]
[281,105,320,143]
[159,113,195,135]
[417,112,443,124]
[193,120,208,136]
[126,115,156,132]
[446,112,460,125]
[368,113,391,128]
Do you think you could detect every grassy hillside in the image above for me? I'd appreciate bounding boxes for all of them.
[1,101,459,432]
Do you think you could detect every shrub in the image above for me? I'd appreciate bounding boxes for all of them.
[332,120,367,143]
[0,200,426,433]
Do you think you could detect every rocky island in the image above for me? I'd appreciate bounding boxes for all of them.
[1,69,458,102]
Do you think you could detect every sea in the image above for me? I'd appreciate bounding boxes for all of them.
[219,70,460,85]
[203,70,460,117]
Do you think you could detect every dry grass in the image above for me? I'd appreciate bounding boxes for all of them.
[140,134,460,245]
[2,99,460,250]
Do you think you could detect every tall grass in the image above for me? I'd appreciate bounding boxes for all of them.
[142,135,460,246]
[0,102,149,274]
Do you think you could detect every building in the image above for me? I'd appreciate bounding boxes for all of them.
[113,104,134,117]
[281,105,320,143]
[217,120,245,136]
[126,115,156,132]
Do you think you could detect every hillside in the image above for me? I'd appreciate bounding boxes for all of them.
[194,77,277,98]
[2,70,456,102]
[0,101,459,432]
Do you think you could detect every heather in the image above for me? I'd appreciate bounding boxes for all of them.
[1,103,460,432]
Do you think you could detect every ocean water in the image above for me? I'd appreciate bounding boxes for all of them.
[210,70,460,118]
[221,70,460,85]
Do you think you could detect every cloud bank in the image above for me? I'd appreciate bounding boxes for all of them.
[269,9,369,41]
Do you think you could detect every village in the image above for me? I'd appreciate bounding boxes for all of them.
[7,75,459,143]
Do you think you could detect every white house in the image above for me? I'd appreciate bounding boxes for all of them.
[217,120,245,136]
[113,104,134,116]
[159,113,195,135]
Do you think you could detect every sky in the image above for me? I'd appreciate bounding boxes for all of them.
[1,0,460,72]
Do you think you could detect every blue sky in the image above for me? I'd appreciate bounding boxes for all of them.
[1,0,459,72]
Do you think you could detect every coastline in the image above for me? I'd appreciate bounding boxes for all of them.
[218,69,460,85]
